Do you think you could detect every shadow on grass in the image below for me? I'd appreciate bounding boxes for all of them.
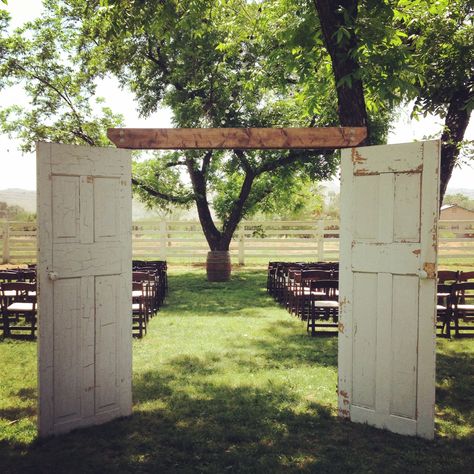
[163,271,277,317]
[436,347,474,437]
[2,362,472,474]
[1,270,472,472]
[224,320,338,371]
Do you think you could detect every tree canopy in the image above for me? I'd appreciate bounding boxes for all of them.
[313,0,473,202]
[0,0,472,251]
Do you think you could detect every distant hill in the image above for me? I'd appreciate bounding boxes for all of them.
[0,188,36,213]
[1,186,472,221]
[446,188,474,199]
[0,188,194,219]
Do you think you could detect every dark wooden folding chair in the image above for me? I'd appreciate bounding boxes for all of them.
[459,271,474,283]
[296,269,332,320]
[436,283,453,337]
[18,269,37,282]
[132,281,147,338]
[307,280,339,336]
[438,270,459,284]
[451,282,474,336]
[133,271,156,319]
[0,282,37,338]
[0,271,19,283]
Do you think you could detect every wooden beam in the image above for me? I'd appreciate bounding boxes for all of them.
[107,127,367,150]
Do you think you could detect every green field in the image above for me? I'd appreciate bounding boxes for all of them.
[0,269,473,473]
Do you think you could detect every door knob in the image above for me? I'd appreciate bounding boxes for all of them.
[48,271,59,281]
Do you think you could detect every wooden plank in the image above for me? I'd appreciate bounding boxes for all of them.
[37,142,55,437]
[107,127,367,150]
[338,147,354,420]
[416,140,439,439]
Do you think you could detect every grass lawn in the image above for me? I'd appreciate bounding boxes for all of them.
[0,268,473,473]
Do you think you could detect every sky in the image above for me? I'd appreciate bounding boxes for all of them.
[0,0,472,192]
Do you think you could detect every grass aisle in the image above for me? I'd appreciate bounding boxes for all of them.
[0,268,473,473]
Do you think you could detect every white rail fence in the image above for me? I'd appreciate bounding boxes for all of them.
[1,219,473,265]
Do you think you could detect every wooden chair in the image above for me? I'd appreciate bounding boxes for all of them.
[459,271,474,282]
[137,267,167,309]
[451,282,474,336]
[0,271,19,283]
[437,270,459,284]
[436,283,453,337]
[0,282,37,338]
[18,269,37,282]
[295,269,332,320]
[133,260,168,297]
[307,280,339,336]
[267,262,280,296]
[133,271,156,318]
[132,281,147,338]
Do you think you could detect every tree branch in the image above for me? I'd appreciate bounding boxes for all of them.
[221,170,255,249]
[165,160,187,167]
[201,150,213,175]
[12,61,97,146]
[233,149,254,174]
[439,82,472,205]
[256,149,330,174]
[186,156,222,249]
[131,177,194,205]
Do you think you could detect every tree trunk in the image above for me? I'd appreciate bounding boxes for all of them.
[186,157,222,251]
[314,0,369,142]
[439,85,472,206]
[220,171,255,250]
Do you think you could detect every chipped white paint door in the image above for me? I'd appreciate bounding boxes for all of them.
[338,140,440,439]
[37,142,132,437]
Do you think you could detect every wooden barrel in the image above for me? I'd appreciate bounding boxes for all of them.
[206,250,231,282]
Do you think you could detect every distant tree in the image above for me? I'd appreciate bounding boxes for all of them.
[0,201,35,221]
[444,193,474,211]
[324,191,340,220]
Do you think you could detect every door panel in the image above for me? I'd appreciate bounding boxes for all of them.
[393,173,421,242]
[37,142,132,437]
[94,177,120,241]
[339,140,440,439]
[52,175,80,241]
[53,278,81,423]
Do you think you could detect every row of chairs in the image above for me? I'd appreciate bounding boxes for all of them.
[0,262,168,339]
[132,260,168,338]
[437,271,474,337]
[267,262,340,336]
[268,263,474,338]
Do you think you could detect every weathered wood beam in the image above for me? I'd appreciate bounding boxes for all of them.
[107,127,367,150]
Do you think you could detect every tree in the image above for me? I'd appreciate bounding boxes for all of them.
[1,0,401,279]
[313,0,473,204]
[444,193,474,211]
[0,6,123,151]
[3,1,372,262]
[397,0,473,202]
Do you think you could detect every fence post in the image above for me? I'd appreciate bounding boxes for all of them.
[238,225,245,265]
[159,221,167,260]
[317,220,325,261]
[2,222,10,264]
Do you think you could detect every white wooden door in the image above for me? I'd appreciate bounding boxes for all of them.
[37,142,132,437]
[338,140,440,439]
